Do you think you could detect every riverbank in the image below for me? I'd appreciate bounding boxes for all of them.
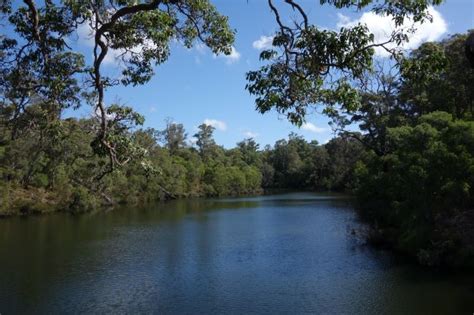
[0,185,265,217]
[356,206,474,270]
[0,185,345,217]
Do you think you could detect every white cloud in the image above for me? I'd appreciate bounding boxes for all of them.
[337,6,447,57]
[214,46,241,64]
[195,43,207,54]
[336,13,351,27]
[203,119,227,131]
[252,35,274,50]
[149,106,157,113]
[243,131,259,138]
[76,23,93,47]
[301,122,326,133]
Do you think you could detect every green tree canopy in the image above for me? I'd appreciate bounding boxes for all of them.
[159,119,187,154]
[1,0,235,184]
[246,0,443,126]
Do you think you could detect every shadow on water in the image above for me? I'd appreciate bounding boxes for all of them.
[0,192,473,314]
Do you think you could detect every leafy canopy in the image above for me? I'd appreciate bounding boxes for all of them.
[246,0,443,126]
[1,0,235,183]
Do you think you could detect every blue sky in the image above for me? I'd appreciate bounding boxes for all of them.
[66,0,473,148]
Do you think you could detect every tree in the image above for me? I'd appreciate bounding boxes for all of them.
[1,0,235,182]
[400,33,474,119]
[237,137,260,166]
[194,123,217,159]
[324,137,364,191]
[159,119,187,154]
[246,0,443,126]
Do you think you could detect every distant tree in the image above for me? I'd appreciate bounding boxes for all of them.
[133,128,160,153]
[306,145,330,190]
[271,137,305,188]
[324,137,364,191]
[159,119,187,154]
[194,123,217,159]
[237,138,260,166]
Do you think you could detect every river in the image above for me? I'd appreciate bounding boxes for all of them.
[0,193,473,314]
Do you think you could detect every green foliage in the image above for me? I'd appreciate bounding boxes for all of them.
[1,0,235,186]
[69,186,100,213]
[246,0,443,125]
[194,123,217,160]
[355,112,474,265]
[158,119,187,154]
[257,132,363,191]
[400,33,474,118]
[0,107,361,215]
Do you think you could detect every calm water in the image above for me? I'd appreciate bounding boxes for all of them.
[0,193,473,314]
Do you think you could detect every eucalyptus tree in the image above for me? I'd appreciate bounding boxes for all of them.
[68,0,234,174]
[0,0,86,188]
[237,137,260,166]
[159,118,187,154]
[1,0,234,187]
[194,123,216,159]
[400,33,474,118]
[0,0,85,139]
[246,0,443,127]
[331,31,474,158]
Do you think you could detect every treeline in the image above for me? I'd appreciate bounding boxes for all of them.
[0,114,362,214]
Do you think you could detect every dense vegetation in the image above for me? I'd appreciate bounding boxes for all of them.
[0,112,363,214]
[351,34,474,267]
[1,0,473,267]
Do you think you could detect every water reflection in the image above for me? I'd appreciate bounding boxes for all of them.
[0,193,473,314]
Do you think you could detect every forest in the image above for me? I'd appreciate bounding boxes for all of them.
[0,0,473,268]
[0,115,365,213]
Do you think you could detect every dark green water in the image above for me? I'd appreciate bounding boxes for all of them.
[0,193,473,314]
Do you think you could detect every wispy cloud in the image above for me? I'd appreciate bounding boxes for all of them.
[301,122,326,133]
[336,6,447,57]
[214,46,241,64]
[195,43,207,54]
[243,131,259,138]
[336,13,351,26]
[203,119,227,131]
[252,35,274,50]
